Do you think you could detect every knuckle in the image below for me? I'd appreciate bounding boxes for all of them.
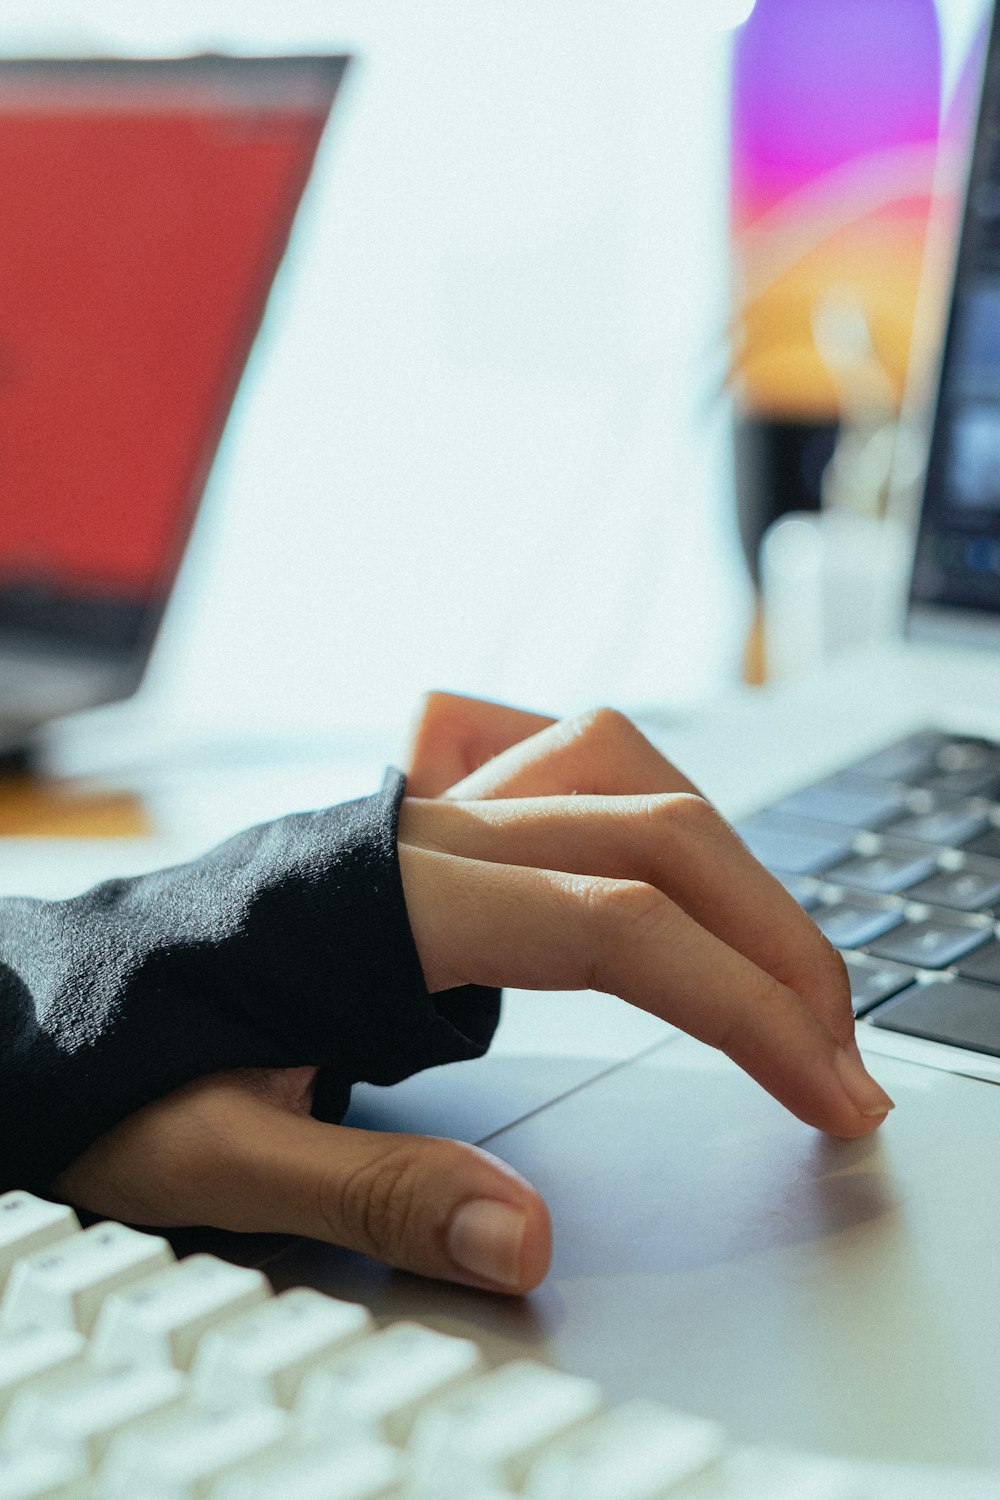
[707,1005,749,1063]
[322,1141,426,1262]
[810,935,855,1028]
[574,705,635,745]
[418,688,457,723]
[578,877,664,988]
[650,791,719,834]
[704,978,775,1062]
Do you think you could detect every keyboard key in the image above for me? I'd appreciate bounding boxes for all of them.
[961,826,1000,860]
[736,818,854,876]
[91,1255,270,1373]
[841,955,918,1016]
[812,902,903,949]
[704,1445,859,1499]
[97,1402,289,1499]
[209,1440,404,1500]
[3,1361,186,1467]
[886,807,989,848]
[906,863,1000,911]
[296,1322,483,1448]
[922,767,1000,799]
[954,940,1000,985]
[191,1289,373,1412]
[0,1222,173,1337]
[870,977,1000,1057]
[865,920,991,970]
[522,1399,726,1499]
[0,1325,85,1420]
[823,848,939,894]
[0,1447,86,1500]
[0,1194,80,1298]
[934,738,1000,774]
[844,732,942,784]
[407,1360,602,1496]
[767,783,908,830]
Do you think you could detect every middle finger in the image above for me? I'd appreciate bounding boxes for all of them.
[399,792,854,1047]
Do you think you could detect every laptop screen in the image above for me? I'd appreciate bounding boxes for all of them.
[911,5,1000,617]
[0,55,346,660]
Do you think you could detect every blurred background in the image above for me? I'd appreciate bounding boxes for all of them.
[0,0,994,752]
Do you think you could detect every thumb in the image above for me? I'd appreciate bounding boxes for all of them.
[221,1107,553,1294]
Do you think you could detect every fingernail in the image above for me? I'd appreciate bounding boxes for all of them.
[834,1044,895,1118]
[447,1199,527,1288]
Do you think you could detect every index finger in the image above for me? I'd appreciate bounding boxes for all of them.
[404,692,557,797]
[400,791,856,1048]
[443,706,703,800]
[398,844,893,1138]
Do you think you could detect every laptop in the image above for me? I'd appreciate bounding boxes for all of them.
[0,52,347,765]
[316,2,1000,1471]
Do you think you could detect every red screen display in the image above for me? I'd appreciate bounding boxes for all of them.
[0,63,336,612]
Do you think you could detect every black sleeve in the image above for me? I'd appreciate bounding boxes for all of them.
[0,769,500,1192]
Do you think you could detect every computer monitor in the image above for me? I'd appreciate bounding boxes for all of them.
[0,53,347,752]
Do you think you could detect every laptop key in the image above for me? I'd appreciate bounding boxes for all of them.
[920,767,1000,799]
[905,862,1000,911]
[864,920,990,969]
[954,940,1000,985]
[844,732,942,784]
[812,903,904,949]
[870,977,1000,1057]
[767,784,908,830]
[886,806,989,848]
[841,954,919,1016]
[735,819,854,877]
[960,825,1000,860]
[823,848,938,894]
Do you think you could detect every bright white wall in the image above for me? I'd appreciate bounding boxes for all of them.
[4,3,752,736]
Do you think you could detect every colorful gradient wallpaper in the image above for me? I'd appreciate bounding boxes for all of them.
[731,0,989,420]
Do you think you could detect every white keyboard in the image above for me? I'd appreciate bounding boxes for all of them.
[0,1191,996,1499]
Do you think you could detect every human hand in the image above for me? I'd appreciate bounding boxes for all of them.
[53,696,892,1299]
[403,689,558,797]
[399,700,892,1148]
[53,1064,551,1294]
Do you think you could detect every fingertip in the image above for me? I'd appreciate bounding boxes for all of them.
[518,1193,553,1291]
[445,1186,552,1295]
[826,1111,892,1141]
[833,1043,895,1117]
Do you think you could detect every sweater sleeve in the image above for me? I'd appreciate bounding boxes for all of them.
[0,769,501,1192]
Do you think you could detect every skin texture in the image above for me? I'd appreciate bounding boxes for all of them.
[53,692,893,1294]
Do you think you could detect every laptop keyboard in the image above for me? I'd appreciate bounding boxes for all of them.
[0,1191,992,1499]
[738,730,1000,1057]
